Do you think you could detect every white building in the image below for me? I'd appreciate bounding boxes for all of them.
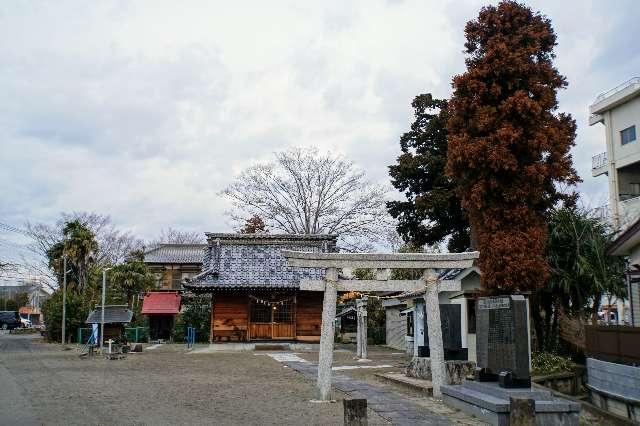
[590,77,640,230]
[383,267,481,362]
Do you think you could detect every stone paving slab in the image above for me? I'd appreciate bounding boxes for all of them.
[284,359,454,425]
[376,372,434,397]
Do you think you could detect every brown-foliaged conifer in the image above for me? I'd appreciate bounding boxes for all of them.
[446,1,580,294]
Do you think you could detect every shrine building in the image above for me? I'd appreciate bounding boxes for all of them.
[183,233,337,343]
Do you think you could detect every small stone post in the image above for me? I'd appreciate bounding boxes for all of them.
[343,398,368,426]
[509,397,535,425]
[317,267,339,401]
[356,297,368,360]
[356,303,362,358]
[423,268,446,398]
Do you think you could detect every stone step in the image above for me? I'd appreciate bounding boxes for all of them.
[374,372,433,397]
[462,380,552,400]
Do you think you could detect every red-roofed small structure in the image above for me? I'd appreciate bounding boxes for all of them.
[142,291,181,341]
[142,291,181,314]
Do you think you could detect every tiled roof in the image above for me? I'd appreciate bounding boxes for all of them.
[143,244,207,264]
[185,234,336,290]
[336,306,356,318]
[86,305,134,324]
[439,268,464,280]
[205,233,338,242]
[394,268,474,299]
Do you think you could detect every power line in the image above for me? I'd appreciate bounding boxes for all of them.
[0,222,30,236]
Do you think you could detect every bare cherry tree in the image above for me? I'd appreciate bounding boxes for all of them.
[148,227,205,248]
[222,147,389,251]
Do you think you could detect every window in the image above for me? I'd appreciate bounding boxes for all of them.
[250,302,272,323]
[171,270,182,290]
[272,300,293,324]
[621,125,636,145]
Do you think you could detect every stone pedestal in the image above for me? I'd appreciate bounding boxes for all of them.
[406,357,476,385]
[442,381,580,426]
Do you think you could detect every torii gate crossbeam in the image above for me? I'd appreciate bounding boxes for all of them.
[283,250,479,400]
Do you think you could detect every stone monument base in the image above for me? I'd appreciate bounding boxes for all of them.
[406,357,475,385]
[442,380,580,426]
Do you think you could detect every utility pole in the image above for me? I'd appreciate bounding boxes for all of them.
[100,268,110,351]
[61,256,67,347]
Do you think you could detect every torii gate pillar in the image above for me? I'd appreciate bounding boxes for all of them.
[317,267,338,401]
[423,269,446,398]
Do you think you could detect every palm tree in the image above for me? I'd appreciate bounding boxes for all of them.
[535,207,626,351]
[61,220,98,293]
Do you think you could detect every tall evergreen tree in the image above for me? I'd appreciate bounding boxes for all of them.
[446,1,580,294]
[47,220,98,293]
[388,94,470,252]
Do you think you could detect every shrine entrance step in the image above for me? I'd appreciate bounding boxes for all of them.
[254,343,288,351]
[375,372,434,397]
[191,342,320,353]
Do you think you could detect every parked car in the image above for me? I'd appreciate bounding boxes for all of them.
[0,311,21,330]
[20,316,32,328]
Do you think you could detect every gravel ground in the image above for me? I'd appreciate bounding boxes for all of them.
[0,333,388,425]
[2,334,604,426]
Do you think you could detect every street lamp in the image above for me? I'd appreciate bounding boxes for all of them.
[61,256,72,347]
[100,268,111,351]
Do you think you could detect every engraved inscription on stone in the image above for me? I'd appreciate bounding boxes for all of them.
[476,295,530,383]
[478,297,510,310]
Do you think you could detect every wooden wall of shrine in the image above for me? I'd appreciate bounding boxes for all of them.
[210,291,322,343]
[295,291,323,342]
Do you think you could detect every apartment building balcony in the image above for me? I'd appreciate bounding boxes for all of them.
[620,196,640,229]
[591,196,640,232]
[589,77,640,124]
[592,152,608,177]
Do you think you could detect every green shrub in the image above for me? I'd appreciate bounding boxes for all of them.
[531,351,573,376]
[41,289,90,343]
[173,294,211,343]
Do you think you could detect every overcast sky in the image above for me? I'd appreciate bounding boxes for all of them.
[1,0,639,263]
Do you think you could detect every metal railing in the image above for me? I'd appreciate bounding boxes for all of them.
[591,204,610,220]
[592,152,607,170]
[594,77,640,104]
[124,327,149,343]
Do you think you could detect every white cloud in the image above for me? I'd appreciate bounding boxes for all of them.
[0,0,638,254]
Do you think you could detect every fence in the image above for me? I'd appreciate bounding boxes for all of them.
[78,327,149,344]
[584,325,640,365]
[125,327,149,343]
[77,328,93,345]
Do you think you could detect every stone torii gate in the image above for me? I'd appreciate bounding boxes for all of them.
[283,251,479,400]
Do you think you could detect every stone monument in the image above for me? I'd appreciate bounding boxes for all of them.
[422,304,468,361]
[441,294,581,425]
[475,295,530,388]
